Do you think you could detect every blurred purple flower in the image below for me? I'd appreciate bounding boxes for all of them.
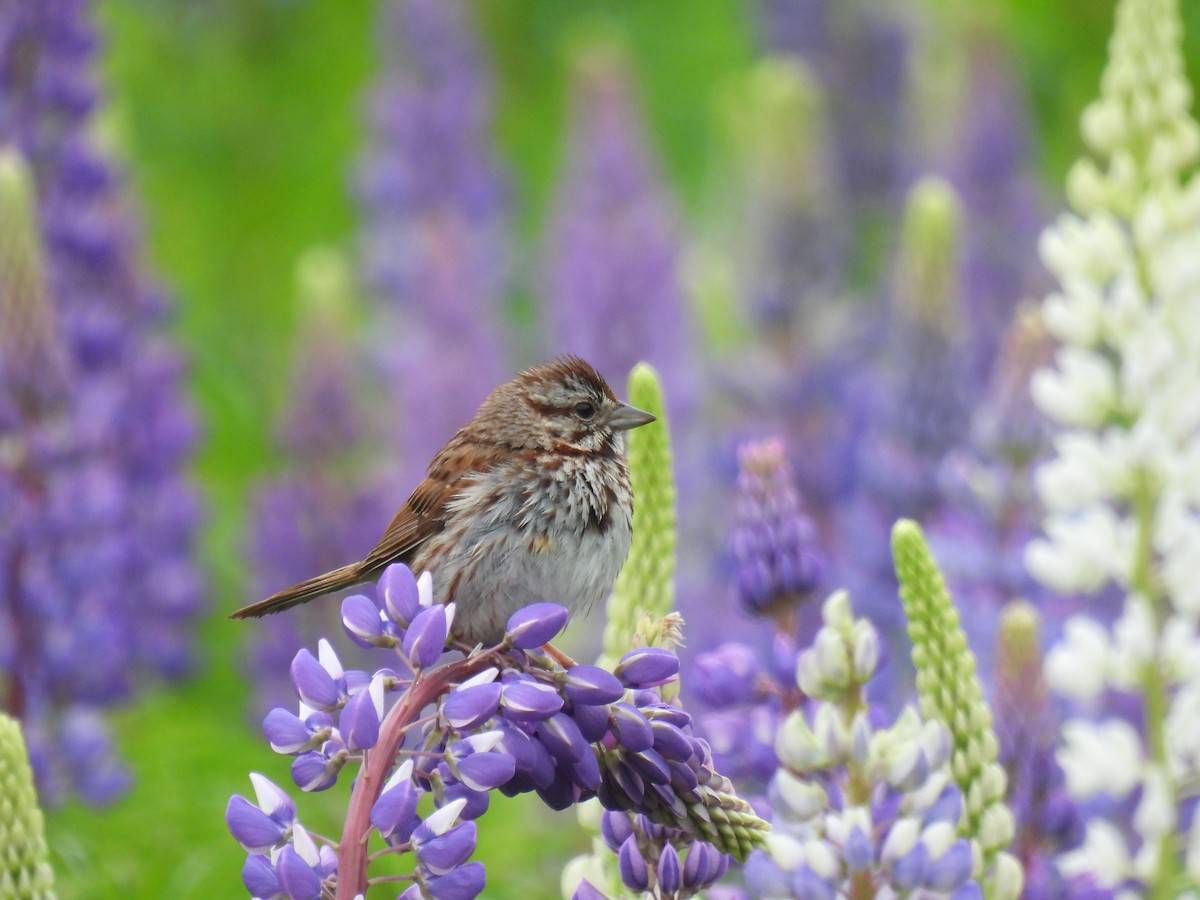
[728,438,823,623]
[950,42,1049,386]
[542,46,696,418]
[1,1,203,805]
[758,0,909,223]
[356,0,510,489]
[244,252,391,717]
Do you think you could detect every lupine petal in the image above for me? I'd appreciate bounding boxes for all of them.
[372,784,418,842]
[627,749,671,785]
[950,881,985,900]
[845,825,875,872]
[339,676,383,752]
[891,842,929,891]
[241,854,279,898]
[416,571,435,608]
[341,594,385,647]
[617,836,649,892]
[792,864,835,900]
[682,842,720,889]
[500,681,564,720]
[505,603,570,649]
[263,708,325,755]
[610,703,653,752]
[403,605,449,668]
[249,772,296,822]
[443,782,491,820]
[614,647,679,688]
[226,795,286,853]
[926,839,974,891]
[290,649,340,711]
[925,785,965,824]
[275,845,322,900]
[650,719,693,763]
[291,751,342,792]
[380,563,421,626]
[536,713,589,765]
[601,810,633,853]
[497,722,556,790]
[417,821,478,875]
[567,746,602,792]
[424,860,486,900]
[442,683,503,731]
[419,797,468,838]
[561,665,625,706]
[572,702,611,742]
[456,752,516,792]
[657,843,681,894]
[572,880,611,900]
[536,766,579,811]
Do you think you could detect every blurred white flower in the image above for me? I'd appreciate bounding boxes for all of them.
[1045,617,1111,701]
[1058,720,1143,799]
[1057,821,1131,888]
[1026,506,1123,593]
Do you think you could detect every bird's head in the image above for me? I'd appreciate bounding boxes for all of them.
[470,355,655,454]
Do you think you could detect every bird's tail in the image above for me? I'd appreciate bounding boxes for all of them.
[229,561,373,620]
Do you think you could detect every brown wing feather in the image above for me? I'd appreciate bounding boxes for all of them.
[229,432,511,620]
[360,436,505,571]
[360,477,453,569]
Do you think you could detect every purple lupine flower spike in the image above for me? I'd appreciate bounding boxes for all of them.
[1,2,203,805]
[231,568,766,898]
[729,438,824,625]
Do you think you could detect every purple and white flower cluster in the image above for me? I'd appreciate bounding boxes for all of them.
[689,438,823,790]
[227,563,766,899]
[746,592,982,899]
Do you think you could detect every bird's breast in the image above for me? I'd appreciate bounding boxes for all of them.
[420,454,633,644]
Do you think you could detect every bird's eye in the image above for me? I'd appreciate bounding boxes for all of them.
[574,401,595,419]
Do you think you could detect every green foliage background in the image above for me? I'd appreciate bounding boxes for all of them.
[40,0,1200,896]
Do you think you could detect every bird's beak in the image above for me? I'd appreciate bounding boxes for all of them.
[609,401,656,431]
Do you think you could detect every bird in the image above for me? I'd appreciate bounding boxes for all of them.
[230,356,656,646]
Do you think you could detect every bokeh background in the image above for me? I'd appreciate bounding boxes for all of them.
[8,0,1200,896]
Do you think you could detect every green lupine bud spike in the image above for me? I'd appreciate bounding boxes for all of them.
[995,600,1049,710]
[898,176,964,335]
[600,363,676,666]
[0,714,56,899]
[891,520,1022,900]
[0,146,70,416]
[295,245,354,334]
[718,55,828,208]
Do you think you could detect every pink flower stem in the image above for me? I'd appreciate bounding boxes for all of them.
[334,651,501,900]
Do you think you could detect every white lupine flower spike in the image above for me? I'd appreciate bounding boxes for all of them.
[1028,0,1200,893]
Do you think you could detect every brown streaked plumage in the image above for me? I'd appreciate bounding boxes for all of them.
[229,356,655,645]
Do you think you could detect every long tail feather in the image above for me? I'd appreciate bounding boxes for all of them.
[229,561,372,619]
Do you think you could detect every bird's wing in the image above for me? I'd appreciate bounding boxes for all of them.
[361,438,501,571]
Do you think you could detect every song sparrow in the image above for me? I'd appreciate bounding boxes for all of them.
[230,356,655,645]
